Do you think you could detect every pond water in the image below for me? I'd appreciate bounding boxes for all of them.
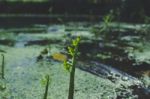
[0,21,150,99]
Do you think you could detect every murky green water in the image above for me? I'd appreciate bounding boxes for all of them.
[0,22,150,99]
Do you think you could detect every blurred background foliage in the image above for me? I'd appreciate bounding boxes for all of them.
[1,0,48,2]
[0,0,149,23]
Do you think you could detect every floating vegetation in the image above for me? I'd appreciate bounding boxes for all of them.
[52,53,67,62]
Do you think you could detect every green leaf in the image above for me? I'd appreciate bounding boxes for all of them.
[40,75,50,86]
[68,46,74,56]
[72,36,80,46]
[63,60,72,71]
[40,77,47,86]
[64,36,80,72]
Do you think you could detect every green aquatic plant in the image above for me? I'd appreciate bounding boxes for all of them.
[42,75,50,99]
[1,54,5,79]
[103,14,113,26]
[64,37,80,99]
[100,11,114,40]
[92,11,114,40]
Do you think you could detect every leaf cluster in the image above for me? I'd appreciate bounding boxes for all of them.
[103,12,114,25]
[63,37,80,71]
[41,75,51,86]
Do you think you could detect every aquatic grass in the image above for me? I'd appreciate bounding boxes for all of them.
[64,37,80,99]
[1,54,5,79]
[101,12,114,41]
[92,11,114,40]
[43,75,50,99]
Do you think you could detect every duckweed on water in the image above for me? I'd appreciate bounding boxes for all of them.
[0,22,149,98]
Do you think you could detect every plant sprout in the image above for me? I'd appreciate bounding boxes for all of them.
[42,75,50,99]
[1,54,5,79]
[64,36,80,99]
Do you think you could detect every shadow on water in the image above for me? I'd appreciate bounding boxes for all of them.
[78,40,150,77]
[25,39,61,46]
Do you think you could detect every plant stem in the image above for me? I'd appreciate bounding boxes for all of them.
[68,46,78,99]
[1,54,5,79]
[43,75,50,99]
